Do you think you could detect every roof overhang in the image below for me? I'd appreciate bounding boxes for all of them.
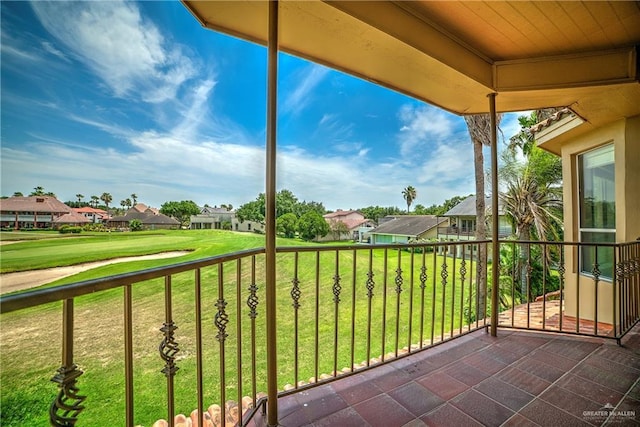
[182,1,640,130]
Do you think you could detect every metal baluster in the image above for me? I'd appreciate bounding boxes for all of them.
[382,249,388,361]
[394,250,403,357]
[450,248,457,337]
[365,250,375,366]
[314,252,320,381]
[50,299,86,427]
[247,256,259,407]
[441,251,448,341]
[419,251,427,348]
[592,248,601,335]
[526,244,532,329]
[159,276,179,427]
[236,259,243,425]
[291,253,301,387]
[195,269,204,426]
[333,250,342,376]
[558,247,565,332]
[350,249,357,372]
[459,253,467,335]
[214,265,229,424]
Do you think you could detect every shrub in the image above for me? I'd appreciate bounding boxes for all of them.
[129,219,143,231]
[59,225,82,234]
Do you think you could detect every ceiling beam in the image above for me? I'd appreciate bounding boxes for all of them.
[494,47,638,92]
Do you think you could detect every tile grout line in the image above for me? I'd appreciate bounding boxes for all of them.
[499,335,607,426]
[604,375,640,426]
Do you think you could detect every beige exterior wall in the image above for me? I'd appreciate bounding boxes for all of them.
[559,115,640,324]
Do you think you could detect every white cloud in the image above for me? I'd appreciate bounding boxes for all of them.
[30,0,195,103]
[397,104,455,157]
[281,63,330,115]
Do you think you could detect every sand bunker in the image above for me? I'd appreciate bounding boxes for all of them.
[0,251,189,295]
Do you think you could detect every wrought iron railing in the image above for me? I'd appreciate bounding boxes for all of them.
[1,240,638,426]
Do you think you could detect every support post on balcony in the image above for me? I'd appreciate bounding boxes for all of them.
[265,0,279,425]
[489,93,499,337]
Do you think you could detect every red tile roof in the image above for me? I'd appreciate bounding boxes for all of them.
[0,196,71,214]
[73,207,108,214]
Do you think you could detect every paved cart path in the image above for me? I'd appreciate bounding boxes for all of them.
[0,251,189,295]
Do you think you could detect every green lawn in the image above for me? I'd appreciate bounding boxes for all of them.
[0,230,481,426]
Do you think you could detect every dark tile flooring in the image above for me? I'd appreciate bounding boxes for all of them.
[249,324,640,426]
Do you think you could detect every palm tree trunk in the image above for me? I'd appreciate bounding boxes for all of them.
[518,226,531,301]
[473,138,487,317]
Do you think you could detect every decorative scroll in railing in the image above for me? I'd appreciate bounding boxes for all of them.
[1,240,639,426]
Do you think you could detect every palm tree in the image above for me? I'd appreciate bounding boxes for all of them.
[100,193,113,211]
[501,166,563,299]
[90,195,99,208]
[464,113,502,317]
[76,194,84,204]
[125,198,132,209]
[130,193,138,206]
[500,112,563,299]
[402,186,417,213]
[30,186,45,196]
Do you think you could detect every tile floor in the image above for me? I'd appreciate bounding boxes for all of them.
[249,323,640,426]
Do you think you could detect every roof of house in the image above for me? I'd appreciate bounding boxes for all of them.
[441,195,504,217]
[54,212,91,224]
[200,206,235,215]
[529,108,574,134]
[369,215,447,237]
[0,196,72,214]
[324,210,371,230]
[73,207,108,215]
[324,210,363,219]
[109,211,179,225]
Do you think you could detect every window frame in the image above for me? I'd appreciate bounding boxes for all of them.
[577,143,615,281]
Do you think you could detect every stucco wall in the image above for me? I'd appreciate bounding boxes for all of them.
[559,116,640,324]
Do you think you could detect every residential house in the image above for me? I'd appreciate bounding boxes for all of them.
[436,195,512,258]
[108,206,180,230]
[190,206,235,230]
[369,215,447,244]
[72,207,109,224]
[437,195,512,241]
[535,110,640,325]
[0,196,71,229]
[190,206,264,233]
[320,210,375,242]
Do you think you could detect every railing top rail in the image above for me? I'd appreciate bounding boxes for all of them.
[0,247,265,314]
[496,239,640,247]
[276,240,493,253]
[3,239,637,314]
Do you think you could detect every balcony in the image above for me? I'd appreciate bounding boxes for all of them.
[1,240,638,426]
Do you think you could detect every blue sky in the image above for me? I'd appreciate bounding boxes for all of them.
[1,1,524,211]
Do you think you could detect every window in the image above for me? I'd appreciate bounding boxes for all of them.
[578,144,615,279]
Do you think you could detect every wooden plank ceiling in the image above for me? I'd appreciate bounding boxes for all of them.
[182,1,640,130]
